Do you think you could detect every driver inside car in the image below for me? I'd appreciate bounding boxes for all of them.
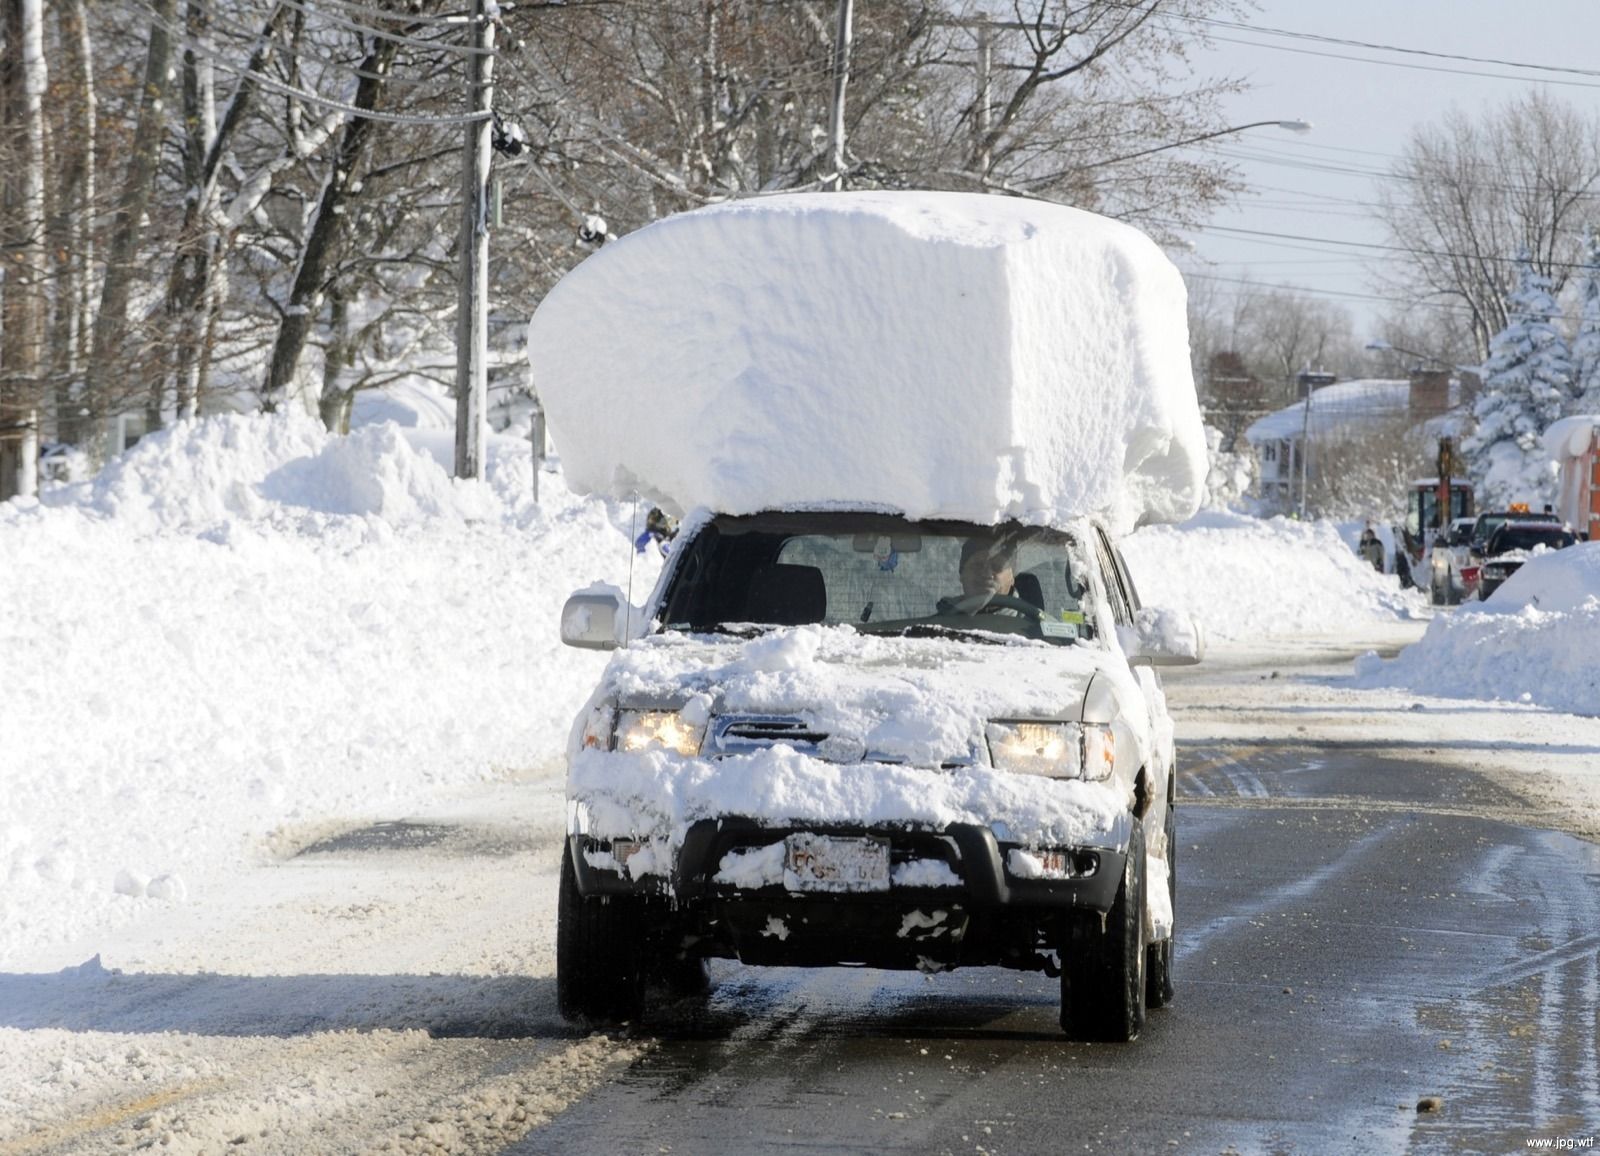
[959,536,1016,600]
[936,536,1030,616]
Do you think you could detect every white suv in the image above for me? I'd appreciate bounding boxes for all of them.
[556,508,1200,1042]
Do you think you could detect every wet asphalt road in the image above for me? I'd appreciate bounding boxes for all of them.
[519,742,1600,1156]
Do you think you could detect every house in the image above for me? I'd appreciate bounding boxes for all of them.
[1245,372,1464,514]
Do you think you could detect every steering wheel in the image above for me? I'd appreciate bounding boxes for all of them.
[939,593,1047,620]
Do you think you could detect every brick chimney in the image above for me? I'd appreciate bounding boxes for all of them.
[1408,370,1450,423]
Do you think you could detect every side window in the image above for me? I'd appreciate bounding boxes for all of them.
[1109,544,1142,611]
[1091,528,1134,627]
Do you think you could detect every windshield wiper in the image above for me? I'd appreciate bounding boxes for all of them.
[881,623,1005,644]
[664,622,770,639]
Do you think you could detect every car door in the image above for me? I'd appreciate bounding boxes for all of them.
[1093,527,1176,812]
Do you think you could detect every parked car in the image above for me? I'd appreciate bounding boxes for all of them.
[1425,516,1478,605]
[1476,522,1578,599]
[556,511,1200,1042]
[1431,509,1553,604]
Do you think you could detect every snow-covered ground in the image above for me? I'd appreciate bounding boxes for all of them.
[1354,541,1600,717]
[5,408,1590,970]
[1122,508,1425,639]
[2,409,662,965]
[5,405,1600,1149]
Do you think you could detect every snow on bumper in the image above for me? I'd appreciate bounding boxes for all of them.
[567,744,1130,911]
[570,745,1124,849]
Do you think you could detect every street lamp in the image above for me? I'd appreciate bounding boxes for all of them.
[1363,338,1460,371]
[1084,119,1312,169]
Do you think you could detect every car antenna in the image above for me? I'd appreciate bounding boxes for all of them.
[624,494,639,648]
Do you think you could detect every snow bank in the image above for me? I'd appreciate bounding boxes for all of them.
[528,191,1205,535]
[44,411,501,533]
[1355,543,1600,715]
[1121,510,1424,639]
[0,410,659,965]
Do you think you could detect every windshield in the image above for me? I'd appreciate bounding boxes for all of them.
[1489,526,1574,553]
[658,512,1100,645]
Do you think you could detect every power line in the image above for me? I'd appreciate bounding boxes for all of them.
[270,0,492,55]
[153,7,492,126]
[1181,270,1477,316]
[1174,218,1600,272]
[1186,11,1600,80]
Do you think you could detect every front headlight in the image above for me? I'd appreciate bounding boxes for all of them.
[615,709,705,756]
[986,721,1115,781]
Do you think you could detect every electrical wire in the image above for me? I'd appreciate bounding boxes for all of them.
[151,6,493,126]
[268,0,493,55]
[1173,218,1600,272]
[1181,270,1478,316]
[183,40,490,124]
[1171,8,1600,80]
[269,0,468,26]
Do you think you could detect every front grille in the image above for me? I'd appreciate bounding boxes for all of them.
[708,715,828,757]
[707,715,980,768]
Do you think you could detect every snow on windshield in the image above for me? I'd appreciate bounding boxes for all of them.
[527,191,1205,535]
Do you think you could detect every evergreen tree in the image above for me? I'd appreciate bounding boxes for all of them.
[1462,252,1569,507]
[1575,231,1600,414]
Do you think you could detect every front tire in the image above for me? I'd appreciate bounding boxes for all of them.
[1145,803,1177,1009]
[557,845,647,1026]
[1062,820,1147,1042]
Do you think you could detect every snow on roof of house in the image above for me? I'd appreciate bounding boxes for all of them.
[1543,414,1600,459]
[525,191,1205,534]
[1245,378,1462,443]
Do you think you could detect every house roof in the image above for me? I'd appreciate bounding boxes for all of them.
[1245,377,1464,443]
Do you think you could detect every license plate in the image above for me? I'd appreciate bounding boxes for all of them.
[784,833,890,892]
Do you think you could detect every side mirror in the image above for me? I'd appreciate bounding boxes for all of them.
[1122,606,1203,667]
[560,590,625,650]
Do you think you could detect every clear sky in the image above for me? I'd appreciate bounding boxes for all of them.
[1176,0,1600,339]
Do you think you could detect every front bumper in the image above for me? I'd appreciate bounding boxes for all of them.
[569,817,1127,915]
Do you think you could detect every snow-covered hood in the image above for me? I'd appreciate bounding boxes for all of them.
[567,626,1145,856]
[592,624,1141,767]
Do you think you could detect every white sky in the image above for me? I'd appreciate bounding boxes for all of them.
[1177,0,1600,339]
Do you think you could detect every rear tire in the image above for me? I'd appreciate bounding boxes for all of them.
[1062,820,1147,1042]
[1145,803,1176,1009]
[557,845,647,1026]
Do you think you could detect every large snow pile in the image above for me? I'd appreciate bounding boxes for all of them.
[528,191,1205,535]
[1355,543,1600,715]
[1122,509,1424,639]
[1,410,659,964]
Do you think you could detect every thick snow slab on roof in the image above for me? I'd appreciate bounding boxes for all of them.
[1543,414,1600,459]
[527,191,1204,534]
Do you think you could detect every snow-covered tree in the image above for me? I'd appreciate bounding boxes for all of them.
[1574,231,1600,415]
[1462,252,1569,507]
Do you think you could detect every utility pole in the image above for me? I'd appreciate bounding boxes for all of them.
[825,0,853,191]
[1297,381,1313,519]
[454,0,495,480]
[973,22,992,175]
